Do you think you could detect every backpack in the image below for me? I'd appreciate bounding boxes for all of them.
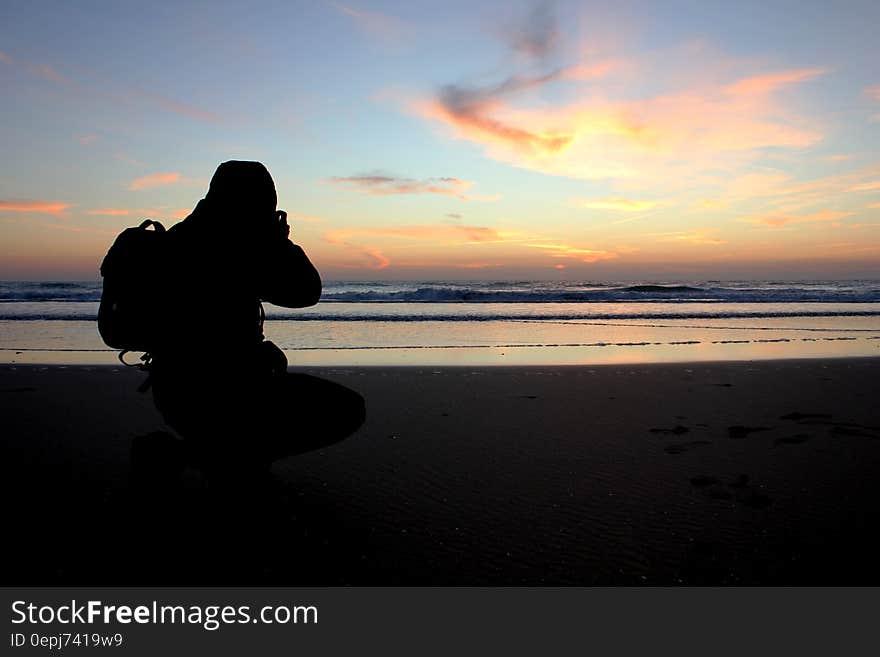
[98,219,170,367]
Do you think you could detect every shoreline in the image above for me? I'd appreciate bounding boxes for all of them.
[4,357,880,584]
[3,352,880,370]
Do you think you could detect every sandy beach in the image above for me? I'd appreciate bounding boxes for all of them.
[3,358,880,585]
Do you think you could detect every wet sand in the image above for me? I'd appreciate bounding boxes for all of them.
[3,358,880,585]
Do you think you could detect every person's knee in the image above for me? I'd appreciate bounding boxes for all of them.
[340,388,366,435]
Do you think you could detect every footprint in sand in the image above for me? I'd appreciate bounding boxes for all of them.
[775,434,810,445]
[689,473,773,509]
[650,425,690,435]
[830,425,880,438]
[741,492,772,509]
[707,487,733,500]
[780,411,832,421]
[728,425,772,439]
[665,440,711,455]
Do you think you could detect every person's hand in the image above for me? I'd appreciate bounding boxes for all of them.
[276,210,290,240]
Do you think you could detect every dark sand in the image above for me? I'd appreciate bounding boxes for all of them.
[3,358,880,585]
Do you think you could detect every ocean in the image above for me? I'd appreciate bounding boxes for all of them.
[2,280,880,365]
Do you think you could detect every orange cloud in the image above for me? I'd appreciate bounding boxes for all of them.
[410,32,828,185]
[723,68,828,96]
[87,208,131,216]
[569,198,660,212]
[76,134,98,145]
[0,51,11,65]
[849,180,880,192]
[458,262,499,269]
[86,206,190,220]
[325,224,505,244]
[745,210,853,227]
[0,200,70,215]
[126,89,220,123]
[717,167,880,210]
[865,86,880,101]
[696,199,729,210]
[526,243,619,263]
[361,246,390,270]
[663,231,727,245]
[414,82,573,158]
[326,174,496,200]
[128,172,182,191]
[559,61,619,81]
[27,62,65,82]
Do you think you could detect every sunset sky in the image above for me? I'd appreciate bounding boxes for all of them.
[2,0,879,280]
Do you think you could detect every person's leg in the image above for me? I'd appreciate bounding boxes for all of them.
[258,372,366,461]
[152,369,365,464]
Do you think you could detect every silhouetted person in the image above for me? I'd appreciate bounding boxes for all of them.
[149,161,365,469]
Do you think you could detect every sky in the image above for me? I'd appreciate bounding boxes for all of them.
[1,0,879,280]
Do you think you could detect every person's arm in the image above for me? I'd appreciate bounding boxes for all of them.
[259,216,322,308]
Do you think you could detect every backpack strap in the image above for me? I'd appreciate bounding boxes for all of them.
[119,350,154,393]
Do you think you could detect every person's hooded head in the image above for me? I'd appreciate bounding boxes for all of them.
[204,160,277,219]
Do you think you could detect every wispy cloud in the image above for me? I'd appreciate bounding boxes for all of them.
[322,222,523,272]
[330,2,409,45]
[745,209,853,227]
[323,234,391,270]
[569,198,661,212]
[865,86,880,102]
[128,172,182,191]
[419,71,575,157]
[27,62,65,82]
[661,231,727,245]
[88,206,190,219]
[457,262,500,269]
[497,1,559,59]
[414,65,826,181]
[325,224,505,244]
[723,68,828,96]
[849,180,880,192]
[526,242,619,263]
[87,208,131,216]
[0,48,70,84]
[326,174,498,201]
[359,246,391,269]
[76,134,98,145]
[127,88,220,123]
[2,48,219,124]
[695,199,729,210]
[288,214,323,224]
[113,152,142,166]
[409,9,829,187]
[0,200,70,215]
[717,166,880,212]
